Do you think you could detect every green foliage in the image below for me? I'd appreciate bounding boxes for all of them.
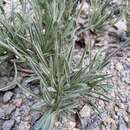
[79,0,121,34]
[0,0,77,59]
[0,0,122,130]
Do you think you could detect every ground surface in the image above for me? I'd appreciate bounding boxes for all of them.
[0,0,130,130]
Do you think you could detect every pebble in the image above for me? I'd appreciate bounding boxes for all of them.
[114,19,127,32]
[13,98,23,107]
[69,121,76,128]
[115,63,124,71]
[3,91,13,103]
[118,103,125,109]
[116,52,123,57]
[72,128,80,130]
[127,58,130,63]
[128,120,130,129]
[127,101,130,114]
[18,121,31,130]
[15,116,21,123]
[100,125,106,130]
[31,112,41,125]
[2,120,15,130]
[80,105,91,118]
[0,108,5,119]
[14,108,21,117]
[4,104,16,115]
[119,123,128,130]
[20,105,30,115]
[33,87,40,95]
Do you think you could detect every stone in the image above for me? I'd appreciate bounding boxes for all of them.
[127,101,130,114]
[114,19,127,32]
[80,105,91,118]
[101,125,106,130]
[113,0,123,5]
[18,121,31,130]
[127,58,130,63]
[20,105,30,115]
[118,103,125,109]
[77,1,89,14]
[116,52,123,57]
[93,127,100,130]
[14,108,21,117]
[115,63,124,71]
[124,78,130,86]
[128,120,130,129]
[15,116,21,123]
[0,77,16,91]
[3,91,13,103]
[24,115,31,122]
[33,87,40,95]
[13,98,23,107]
[3,104,16,115]
[72,128,80,130]
[69,121,76,128]
[2,120,15,130]
[0,108,5,119]
[119,123,128,130]
[31,112,41,125]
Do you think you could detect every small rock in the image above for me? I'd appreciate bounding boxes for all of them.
[72,128,80,130]
[31,112,41,125]
[114,19,127,32]
[13,98,23,107]
[113,0,123,5]
[3,91,13,103]
[20,105,30,115]
[14,108,21,117]
[116,52,123,57]
[24,115,31,122]
[0,108,5,119]
[3,104,16,115]
[33,87,40,95]
[93,127,100,130]
[18,121,31,130]
[101,125,106,130]
[2,120,15,130]
[127,101,130,114]
[69,121,76,128]
[116,63,124,71]
[128,93,130,101]
[119,123,128,130]
[118,103,125,109]
[128,120,130,129]
[15,116,21,123]
[77,1,89,14]
[124,78,130,86]
[80,105,91,118]
[119,118,128,130]
[127,58,130,63]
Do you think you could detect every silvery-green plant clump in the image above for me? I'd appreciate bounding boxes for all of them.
[78,0,121,34]
[0,0,125,130]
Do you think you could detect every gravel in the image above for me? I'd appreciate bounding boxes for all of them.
[2,119,15,130]
[3,91,13,103]
[4,104,16,116]
[18,121,31,130]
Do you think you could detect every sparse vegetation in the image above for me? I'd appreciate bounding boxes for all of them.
[0,0,128,130]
